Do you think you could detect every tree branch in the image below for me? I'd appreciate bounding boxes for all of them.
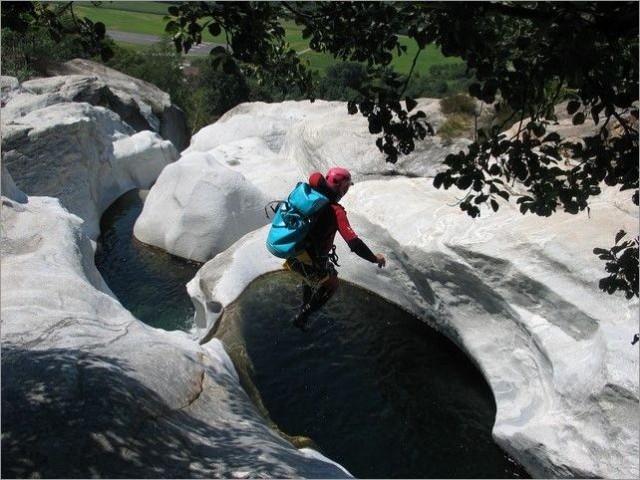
[281,2,322,22]
[400,46,422,97]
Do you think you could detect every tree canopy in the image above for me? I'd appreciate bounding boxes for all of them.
[2,1,638,298]
[1,1,114,61]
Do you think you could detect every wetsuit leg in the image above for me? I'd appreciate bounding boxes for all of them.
[291,264,338,330]
[285,250,340,329]
[306,280,337,313]
[301,283,312,307]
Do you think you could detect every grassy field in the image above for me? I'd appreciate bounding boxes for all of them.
[73,3,206,39]
[73,2,461,74]
[75,1,172,16]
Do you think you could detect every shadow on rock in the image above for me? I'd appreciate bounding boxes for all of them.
[1,344,348,479]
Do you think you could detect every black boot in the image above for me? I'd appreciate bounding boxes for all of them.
[291,303,312,330]
[291,285,313,330]
[302,284,312,306]
[291,284,334,331]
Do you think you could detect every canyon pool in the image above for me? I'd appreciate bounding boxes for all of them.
[95,189,529,479]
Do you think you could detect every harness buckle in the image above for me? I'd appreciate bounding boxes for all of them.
[328,245,340,267]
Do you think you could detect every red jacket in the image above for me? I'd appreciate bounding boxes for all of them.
[304,172,377,263]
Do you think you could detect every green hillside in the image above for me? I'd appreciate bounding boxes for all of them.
[72,2,462,74]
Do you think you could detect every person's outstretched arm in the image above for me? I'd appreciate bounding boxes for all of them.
[333,204,386,267]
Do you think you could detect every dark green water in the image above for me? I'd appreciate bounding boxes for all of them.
[95,189,529,479]
[227,273,529,479]
[94,189,201,331]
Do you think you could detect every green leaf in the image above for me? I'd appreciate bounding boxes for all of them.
[615,230,627,243]
[188,21,200,35]
[516,195,533,204]
[497,190,509,201]
[165,20,179,33]
[474,194,488,204]
[208,23,221,37]
[531,123,546,137]
[100,45,114,62]
[614,93,633,108]
[542,132,561,143]
[457,175,473,190]
[94,22,106,37]
[490,199,499,212]
[567,100,581,115]
[434,172,447,189]
[468,83,481,98]
[173,38,182,53]
[369,117,382,134]
[222,58,237,74]
[405,96,417,112]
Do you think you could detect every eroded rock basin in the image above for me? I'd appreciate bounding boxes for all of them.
[96,189,529,478]
[95,189,201,331]
[217,273,529,479]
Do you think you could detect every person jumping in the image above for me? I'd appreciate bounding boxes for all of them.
[283,167,386,330]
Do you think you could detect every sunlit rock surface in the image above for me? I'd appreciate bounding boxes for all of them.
[1,77,177,239]
[134,151,270,262]
[2,83,638,479]
[0,196,350,479]
[183,101,639,479]
[139,99,469,261]
[1,80,351,477]
[25,59,190,151]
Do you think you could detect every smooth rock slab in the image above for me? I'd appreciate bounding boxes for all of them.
[133,151,270,263]
[187,175,639,479]
[1,101,177,239]
[0,195,351,479]
[29,59,190,151]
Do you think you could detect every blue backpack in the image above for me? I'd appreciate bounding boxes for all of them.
[265,182,330,258]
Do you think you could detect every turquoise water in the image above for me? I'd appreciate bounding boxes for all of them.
[95,190,529,478]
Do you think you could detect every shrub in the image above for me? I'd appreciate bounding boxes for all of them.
[315,62,367,100]
[1,26,85,80]
[103,38,184,106]
[437,113,473,141]
[181,57,252,133]
[440,93,478,116]
[404,63,474,99]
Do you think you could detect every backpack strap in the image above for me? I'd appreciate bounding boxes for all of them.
[328,244,340,267]
[265,200,284,219]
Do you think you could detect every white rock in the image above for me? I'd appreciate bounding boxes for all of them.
[3,89,637,480]
[0,194,351,478]
[206,137,302,200]
[29,59,190,150]
[2,101,177,239]
[133,151,270,262]
[1,164,28,203]
[1,75,21,106]
[184,102,639,479]
[279,98,469,179]
[187,100,343,154]
[149,99,466,263]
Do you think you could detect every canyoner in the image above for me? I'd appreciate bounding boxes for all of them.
[265,168,386,331]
